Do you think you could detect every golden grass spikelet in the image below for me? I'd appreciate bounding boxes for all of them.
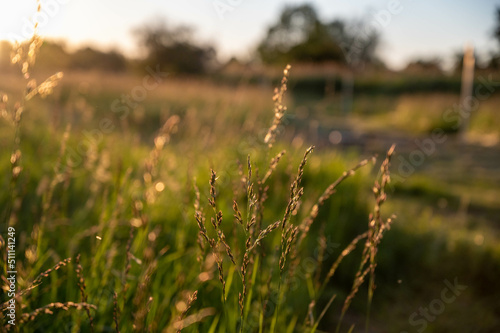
[171,308,216,332]
[238,197,257,323]
[209,169,217,209]
[313,224,327,286]
[122,225,134,299]
[341,266,371,316]
[75,254,94,332]
[239,248,251,296]
[218,227,236,265]
[279,224,299,272]
[4,9,55,232]
[194,181,211,245]
[297,156,374,247]
[25,72,64,100]
[322,231,369,291]
[11,32,42,79]
[208,170,236,264]
[113,292,121,333]
[248,220,281,251]
[133,259,158,331]
[264,65,291,148]
[245,155,258,231]
[20,302,97,324]
[194,170,236,298]
[262,150,286,184]
[336,145,396,332]
[0,258,72,310]
[281,146,314,230]
[214,252,226,300]
[176,290,198,333]
[232,200,243,225]
[29,257,72,289]
[238,292,244,318]
[287,155,375,290]
[195,211,211,246]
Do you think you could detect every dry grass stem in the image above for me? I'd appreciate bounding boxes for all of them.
[264,65,291,148]
[194,170,236,299]
[298,156,375,247]
[262,150,286,184]
[20,302,97,324]
[75,254,94,332]
[176,290,198,333]
[113,292,121,333]
[248,220,281,251]
[337,145,396,331]
[322,231,369,291]
[171,308,216,332]
[232,200,244,225]
[0,258,72,310]
[122,225,134,299]
[281,146,314,230]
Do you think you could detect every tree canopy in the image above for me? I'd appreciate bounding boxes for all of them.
[257,4,380,67]
[494,7,500,47]
[134,22,216,75]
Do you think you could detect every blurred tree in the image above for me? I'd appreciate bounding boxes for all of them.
[37,41,71,71]
[494,7,500,47]
[257,4,344,64]
[0,40,72,73]
[487,53,500,70]
[0,40,128,73]
[134,21,216,75]
[328,19,381,67]
[257,4,380,66]
[70,47,127,72]
[487,7,500,69]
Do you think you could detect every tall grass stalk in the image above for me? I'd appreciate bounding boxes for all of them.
[271,146,313,333]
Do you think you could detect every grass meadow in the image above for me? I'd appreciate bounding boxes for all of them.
[1,37,500,333]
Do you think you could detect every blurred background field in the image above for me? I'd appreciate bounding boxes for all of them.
[1,1,500,332]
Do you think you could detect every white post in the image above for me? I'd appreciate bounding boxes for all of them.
[460,44,475,142]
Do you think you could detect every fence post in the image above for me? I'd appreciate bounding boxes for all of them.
[459,44,475,142]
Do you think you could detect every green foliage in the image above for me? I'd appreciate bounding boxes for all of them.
[69,47,127,72]
[0,49,398,332]
[133,21,216,75]
[257,4,380,66]
[494,7,500,48]
[2,24,500,332]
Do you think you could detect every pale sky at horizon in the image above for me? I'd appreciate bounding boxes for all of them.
[0,0,499,70]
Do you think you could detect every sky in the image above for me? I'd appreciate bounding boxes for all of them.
[0,0,499,70]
